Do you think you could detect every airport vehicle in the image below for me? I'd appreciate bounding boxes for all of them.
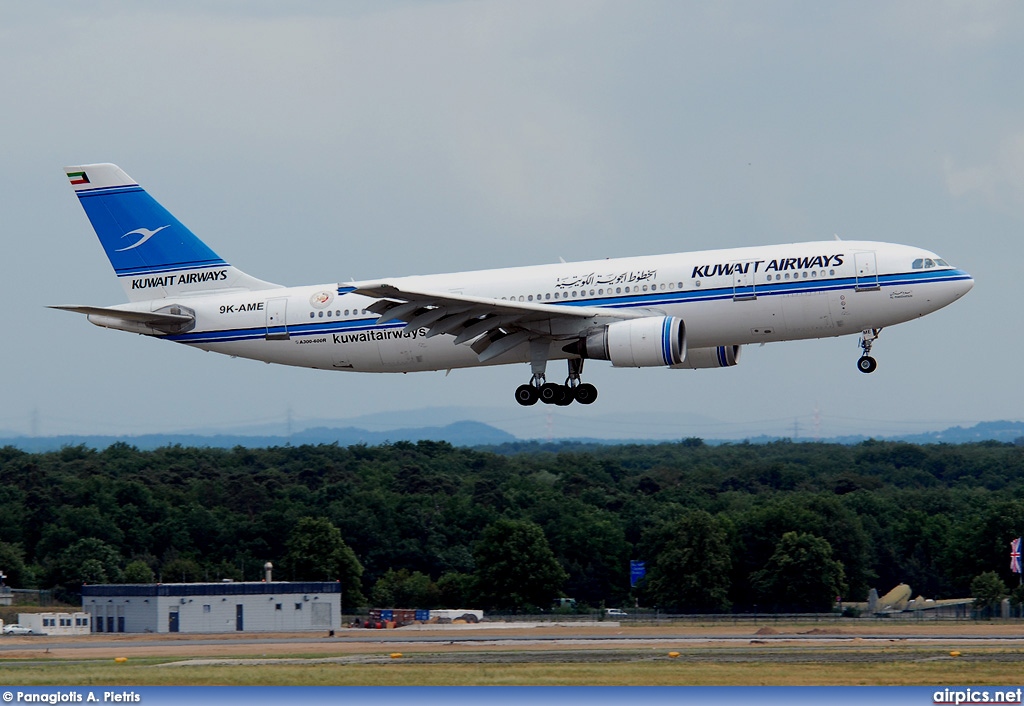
[55,163,973,405]
[605,608,628,617]
[2,624,32,635]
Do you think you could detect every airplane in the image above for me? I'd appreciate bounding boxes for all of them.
[54,163,974,406]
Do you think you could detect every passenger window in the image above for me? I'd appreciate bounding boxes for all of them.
[309,312,315,319]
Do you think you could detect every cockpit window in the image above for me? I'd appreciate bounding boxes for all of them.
[912,257,950,270]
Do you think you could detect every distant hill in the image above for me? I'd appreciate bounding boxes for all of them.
[783,420,1024,446]
[0,420,516,452]
[0,419,1020,453]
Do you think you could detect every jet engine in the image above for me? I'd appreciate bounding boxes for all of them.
[670,345,741,369]
[565,316,686,367]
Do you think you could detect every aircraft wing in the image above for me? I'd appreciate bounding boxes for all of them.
[351,282,645,362]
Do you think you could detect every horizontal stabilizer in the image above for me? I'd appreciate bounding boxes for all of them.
[50,304,195,335]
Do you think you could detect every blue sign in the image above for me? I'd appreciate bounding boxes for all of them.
[630,560,646,587]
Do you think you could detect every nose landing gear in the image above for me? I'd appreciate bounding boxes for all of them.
[857,328,881,374]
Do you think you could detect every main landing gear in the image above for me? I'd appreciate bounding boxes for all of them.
[857,328,881,374]
[515,358,598,406]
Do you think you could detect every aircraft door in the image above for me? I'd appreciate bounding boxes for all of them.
[855,252,879,291]
[265,298,290,340]
[732,262,756,301]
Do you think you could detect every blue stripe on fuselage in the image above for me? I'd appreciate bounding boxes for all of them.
[166,269,971,346]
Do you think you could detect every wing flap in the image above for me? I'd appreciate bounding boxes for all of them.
[351,282,649,362]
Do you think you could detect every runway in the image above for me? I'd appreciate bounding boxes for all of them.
[3,622,1024,662]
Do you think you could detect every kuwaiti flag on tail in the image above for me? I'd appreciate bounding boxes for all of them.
[66,170,90,185]
[1012,537,1022,574]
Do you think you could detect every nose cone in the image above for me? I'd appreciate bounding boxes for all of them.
[954,270,974,299]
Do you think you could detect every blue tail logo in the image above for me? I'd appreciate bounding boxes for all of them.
[115,225,171,252]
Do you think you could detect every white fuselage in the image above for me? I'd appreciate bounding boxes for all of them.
[137,240,971,374]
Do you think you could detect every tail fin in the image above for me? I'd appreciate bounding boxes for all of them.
[65,163,279,302]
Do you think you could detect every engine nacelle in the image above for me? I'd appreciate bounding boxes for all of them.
[670,345,741,370]
[569,316,686,367]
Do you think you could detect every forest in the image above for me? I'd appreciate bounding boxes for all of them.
[1,437,1023,613]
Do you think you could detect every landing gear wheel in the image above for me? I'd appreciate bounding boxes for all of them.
[515,384,539,406]
[539,382,564,405]
[555,385,574,406]
[574,383,598,405]
[857,356,877,374]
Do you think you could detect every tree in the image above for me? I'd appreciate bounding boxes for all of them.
[642,510,732,612]
[473,518,567,611]
[161,556,203,583]
[751,531,846,612]
[0,541,30,588]
[122,559,155,583]
[971,571,1007,616]
[541,500,631,606]
[370,569,440,607]
[436,571,474,608]
[284,516,365,606]
[49,538,124,593]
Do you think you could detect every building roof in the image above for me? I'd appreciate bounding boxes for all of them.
[82,582,340,598]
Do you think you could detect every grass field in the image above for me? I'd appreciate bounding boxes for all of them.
[3,649,1023,686]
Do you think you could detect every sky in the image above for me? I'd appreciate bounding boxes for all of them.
[1,1,1021,441]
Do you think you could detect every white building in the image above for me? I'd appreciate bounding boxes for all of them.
[18,612,91,635]
[82,582,341,634]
